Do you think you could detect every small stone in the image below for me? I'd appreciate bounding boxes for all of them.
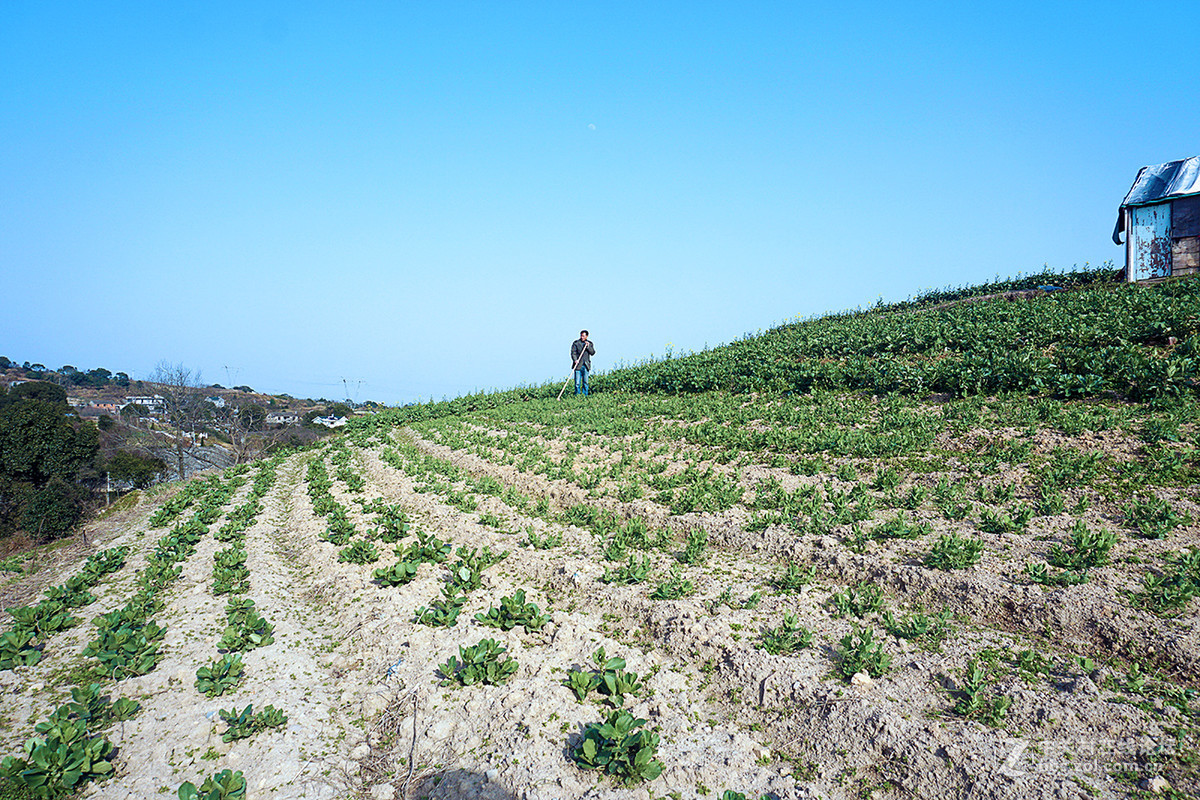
[350,743,370,760]
[1141,776,1171,793]
[485,768,499,782]
[369,785,395,800]
[850,671,875,691]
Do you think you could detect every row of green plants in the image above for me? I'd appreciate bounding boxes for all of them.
[0,683,140,798]
[182,456,286,797]
[1,469,242,798]
[1,545,129,670]
[84,473,239,680]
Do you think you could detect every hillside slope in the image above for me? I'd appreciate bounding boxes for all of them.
[1,271,1197,800]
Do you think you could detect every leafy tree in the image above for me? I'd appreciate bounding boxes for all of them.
[328,402,352,418]
[19,477,84,538]
[0,356,12,370]
[11,380,67,405]
[0,397,98,539]
[106,451,166,489]
[85,367,113,387]
[113,372,130,387]
[0,398,96,486]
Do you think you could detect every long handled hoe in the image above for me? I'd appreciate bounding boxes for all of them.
[557,348,590,401]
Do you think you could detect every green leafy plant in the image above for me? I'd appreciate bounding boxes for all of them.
[438,638,519,686]
[836,624,891,680]
[924,532,984,570]
[177,769,247,800]
[1036,486,1065,516]
[0,718,115,798]
[373,560,421,586]
[565,668,602,701]
[1124,495,1186,539]
[1046,521,1115,570]
[758,613,813,655]
[475,589,549,632]
[602,555,651,585]
[872,467,902,492]
[195,654,245,698]
[870,513,931,541]
[952,658,1012,726]
[572,710,663,785]
[1023,561,1088,587]
[829,582,884,618]
[218,704,287,742]
[773,563,816,592]
[371,504,411,543]
[0,627,42,670]
[218,600,274,652]
[400,531,452,564]
[1134,547,1200,616]
[523,529,563,549]
[338,539,379,565]
[677,528,708,566]
[881,608,952,645]
[978,506,1030,534]
[212,547,250,595]
[82,620,165,678]
[42,583,96,609]
[46,684,139,728]
[649,567,695,600]
[413,594,465,627]
[594,651,643,706]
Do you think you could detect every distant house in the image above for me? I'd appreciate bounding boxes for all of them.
[266,411,300,426]
[312,415,348,429]
[67,396,88,407]
[124,395,166,413]
[1114,155,1200,281]
[206,395,226,409]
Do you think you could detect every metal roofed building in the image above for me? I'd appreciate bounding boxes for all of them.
[1114,156,1200,282]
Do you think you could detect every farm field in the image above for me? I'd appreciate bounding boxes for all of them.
[2,273,1199,800]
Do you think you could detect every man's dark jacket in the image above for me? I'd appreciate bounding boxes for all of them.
[571,339,595,371]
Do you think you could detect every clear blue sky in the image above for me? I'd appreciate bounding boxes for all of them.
[3,2,1196,405]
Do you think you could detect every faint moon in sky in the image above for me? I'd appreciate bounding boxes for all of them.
[588,123,596,130]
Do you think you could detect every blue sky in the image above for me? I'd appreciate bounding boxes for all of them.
[3,2,1197,405]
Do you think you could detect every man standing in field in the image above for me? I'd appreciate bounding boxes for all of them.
[571,330,595,396]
